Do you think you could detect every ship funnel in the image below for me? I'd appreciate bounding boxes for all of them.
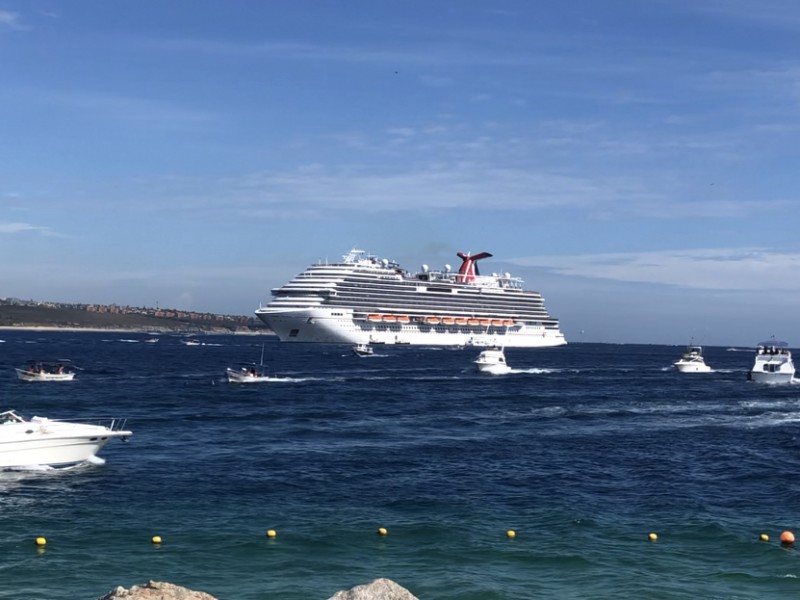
[456,251,492,282]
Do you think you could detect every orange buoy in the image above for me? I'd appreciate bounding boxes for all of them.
[780,530,795,544]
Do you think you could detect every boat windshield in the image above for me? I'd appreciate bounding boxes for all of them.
[0,411,24,424]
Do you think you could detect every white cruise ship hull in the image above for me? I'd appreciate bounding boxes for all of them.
[257,307,566,348]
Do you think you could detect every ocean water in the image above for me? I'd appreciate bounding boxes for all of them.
[0,331,799,599]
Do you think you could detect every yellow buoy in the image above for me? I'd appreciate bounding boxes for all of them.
[151,535,162,544]
[506,530,516,539]
[780,531,795,545]
[760,533,769,542]
[648,532,658,541]
[266,529,277,539]
[35,536,47,547]
[377,527,388,536]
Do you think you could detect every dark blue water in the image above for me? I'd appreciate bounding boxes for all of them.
[0,332,798,599]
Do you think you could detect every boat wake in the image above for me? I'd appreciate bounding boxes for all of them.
[222,375,317,384]
[3,458,103,473]
[5,464,54,472]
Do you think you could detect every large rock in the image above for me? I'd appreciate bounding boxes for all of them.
[97,580,218,600]
[326,578,419,600]
[99,578,418,600]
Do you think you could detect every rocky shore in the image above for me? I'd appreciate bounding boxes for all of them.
[97,578,419,600]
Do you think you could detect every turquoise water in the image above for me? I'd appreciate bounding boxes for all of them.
[0,332,798,599]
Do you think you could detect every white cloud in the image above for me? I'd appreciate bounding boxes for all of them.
[0,10,24,30]
[0,221,54,235]
[65,92,216,130]
[684,0,800,31]
[510,248,800,291]
[4,87,218,132]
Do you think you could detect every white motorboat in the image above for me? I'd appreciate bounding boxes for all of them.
[15,361,76,382]
[226,366,275,383]
[226,344,275,383]
[748,340,795,384]
[474,347,512,375]
[0,409,131,468]
[352,343,374,357]
[673,345,712,373]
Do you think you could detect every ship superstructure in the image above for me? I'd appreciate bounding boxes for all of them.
[255,248,566,348]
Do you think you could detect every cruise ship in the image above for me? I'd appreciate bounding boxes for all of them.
[255,248,567,348]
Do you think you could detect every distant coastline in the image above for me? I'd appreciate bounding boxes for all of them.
[0,326,268,335]
[0,299,270,335]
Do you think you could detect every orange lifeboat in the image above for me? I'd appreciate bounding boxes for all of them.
[502,319,514,326]
[397,315,410,324]
[479,319,492,326]
[491,319,504,326]
[442,317,455,325]
[367,314,382,322]
[383,315,397,323]
[455,317,468,325]
[467,318,480,326]
[425,316,441,325]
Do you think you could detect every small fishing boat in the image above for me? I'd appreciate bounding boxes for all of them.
[15,361,76,382]
[226,344,275,383]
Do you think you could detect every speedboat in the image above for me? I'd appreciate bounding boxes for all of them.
[15,361,76,382]
[226,344,274,383]
[474,347,512,375]
[0,409,131,468]
[748,340,795,384]
[673,345,712,373]
[352,343,374,357]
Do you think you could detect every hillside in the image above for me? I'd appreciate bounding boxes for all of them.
[0,304,268,333]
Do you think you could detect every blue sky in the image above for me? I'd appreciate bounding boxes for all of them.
[2,1,799,346]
